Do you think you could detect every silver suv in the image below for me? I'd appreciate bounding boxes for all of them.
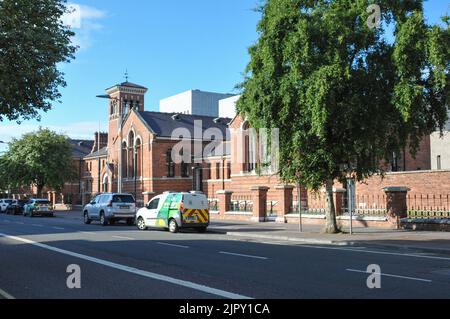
[83,193,136,226]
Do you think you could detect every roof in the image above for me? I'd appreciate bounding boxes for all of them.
[69,139,94,158]
[84,146,108,159]
[106,81,148,91]
[138,111,232,140]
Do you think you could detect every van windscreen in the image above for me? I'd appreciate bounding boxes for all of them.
[113,195,135,203]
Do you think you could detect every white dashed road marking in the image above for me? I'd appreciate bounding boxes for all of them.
[157,242,189,249]
[346,269,432,283]
[219,251,268,260]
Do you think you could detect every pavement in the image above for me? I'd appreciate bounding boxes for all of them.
[0,210,449,299]
[208,219,450,255]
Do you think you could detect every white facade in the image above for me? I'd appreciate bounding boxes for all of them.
[431,116,450,170]
[159,90,235,117]
[218,95,240,119]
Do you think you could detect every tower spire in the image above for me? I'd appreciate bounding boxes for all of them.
[124,69,129,82]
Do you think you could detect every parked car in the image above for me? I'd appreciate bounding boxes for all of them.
[136,191,209,233]
[83,193,136,226]
[23,199,54,217]
[0,199,14,213]
[6,199,28,215]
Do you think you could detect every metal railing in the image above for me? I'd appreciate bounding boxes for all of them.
[208,199,218,211]
[291,192,324,215]
[230,195,253,212]
[407,194,450,219]
[344,194,387,217]
[267,200,278,216]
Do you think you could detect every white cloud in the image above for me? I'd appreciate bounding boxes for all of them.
[61,3,107,50]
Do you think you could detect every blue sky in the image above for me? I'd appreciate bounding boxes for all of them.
[0,0,448,150]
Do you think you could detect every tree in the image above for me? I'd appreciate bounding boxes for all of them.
[0,0,77,122]
[1,128,77,197]
[237,0,449,233]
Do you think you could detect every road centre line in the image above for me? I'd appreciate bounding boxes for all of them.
[157,242,189,249]
[0,233,251,299]
[219,251,268,260]
[346,269,432,283]
[298,244,450,261]
[52,227,65,230]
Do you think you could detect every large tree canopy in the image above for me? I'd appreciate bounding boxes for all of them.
[0,128,77,196]
[237,0,449,233]
[0,0,77,122]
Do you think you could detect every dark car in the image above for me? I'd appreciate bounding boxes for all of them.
[6,200,28,215]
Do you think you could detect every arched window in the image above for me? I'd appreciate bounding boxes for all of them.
[167,148,175,178]
[136,138,142,177]
[102,175,109,193]
[122,142,128,178]
[242,122,257,172]
[128,131,135,178]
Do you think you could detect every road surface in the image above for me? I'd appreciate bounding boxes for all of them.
[0,212,449,299]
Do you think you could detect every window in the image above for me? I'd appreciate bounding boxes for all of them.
[206,163,211,180]
[128,131,135,178]
[122,142,128,178]
[437,155,442,170]
[181,161,189,177]
[136,139,142,177]
[226,162,231,179]
[113,195,135,203]
[148,198,160,210]
[167,149,175,177]
[216,162,221,180]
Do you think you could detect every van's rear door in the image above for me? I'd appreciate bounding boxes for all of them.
[181,194,209,224]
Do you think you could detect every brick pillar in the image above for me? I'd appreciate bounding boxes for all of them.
[384,187,410,229]
[216,190,233,215]
[333,188,347,216]
[52,192,56,207]
[142,192,156,206]
[275,185,294,223]
[251,186,269,223]
[47,192,52,201]
[61,194,65,204]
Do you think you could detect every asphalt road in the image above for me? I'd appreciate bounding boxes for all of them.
[0,211,449,299]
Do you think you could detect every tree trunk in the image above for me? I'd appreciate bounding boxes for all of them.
[36,184,44,198]
[323,179,340,234]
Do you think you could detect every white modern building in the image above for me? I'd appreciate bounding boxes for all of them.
[218,95,240,119]
[159,89,235,117]
[430,119,450,170]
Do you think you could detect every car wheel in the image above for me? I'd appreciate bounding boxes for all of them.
[136,217,147,231]
[83,212,91,224]
[100,212,108,226]
[126,218,134,226]
[169,219,179,233]
[196,226,207,233]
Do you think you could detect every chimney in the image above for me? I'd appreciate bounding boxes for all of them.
[92,132,108,153]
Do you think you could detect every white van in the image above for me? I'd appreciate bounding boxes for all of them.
[136,192,209,233]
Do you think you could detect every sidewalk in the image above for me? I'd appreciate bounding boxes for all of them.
[208,220,450,255]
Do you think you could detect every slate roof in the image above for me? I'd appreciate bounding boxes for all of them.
[106,81,148,91]
[138,111,232,140]
[69,139,94,158]
[84,147,108,159]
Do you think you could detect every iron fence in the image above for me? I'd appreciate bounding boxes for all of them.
[407,194,450,219]
[208,199,218,211]
[344,194,387,217]
[230,195,253,212]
